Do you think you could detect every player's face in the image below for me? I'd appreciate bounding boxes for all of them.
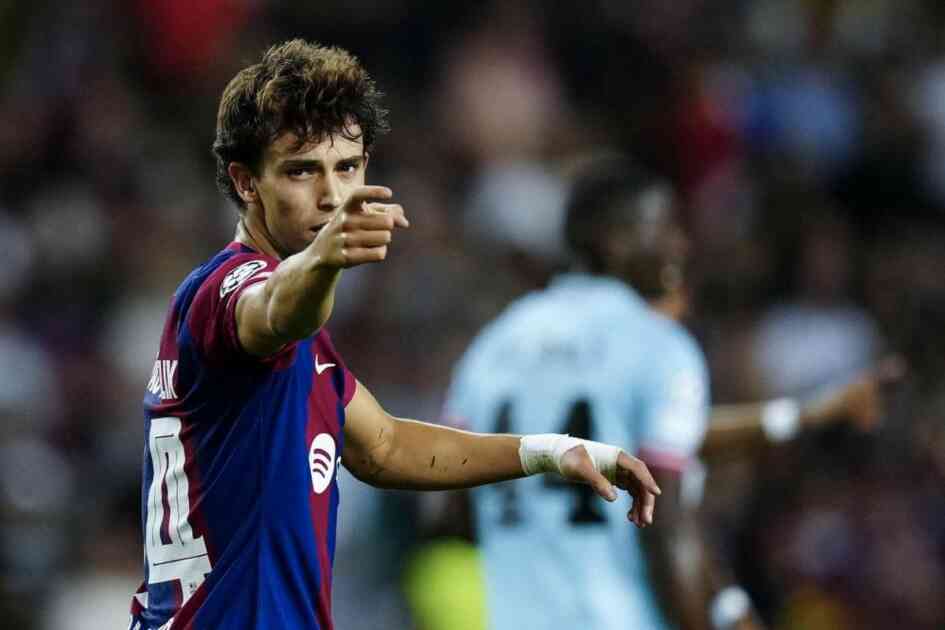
[610,187,688,297]
[252,129,368,257]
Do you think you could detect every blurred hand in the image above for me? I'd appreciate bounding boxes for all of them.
[811,356,905,432]
[558,447,661,528]
[311,185,409,268]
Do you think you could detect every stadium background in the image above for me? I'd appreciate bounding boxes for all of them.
[1,1,945,628]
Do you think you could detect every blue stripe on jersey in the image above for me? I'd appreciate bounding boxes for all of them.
[189,341,325,630]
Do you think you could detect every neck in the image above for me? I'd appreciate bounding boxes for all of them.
[235,207,283,260]
[649,287,688,321]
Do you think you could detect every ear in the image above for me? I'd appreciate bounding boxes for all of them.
[362,151,370,171]
[228,162,258,204]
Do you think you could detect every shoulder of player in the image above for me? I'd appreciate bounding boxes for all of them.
[448,295,534,384]
[642,311,707,372]
[171,247,277,331]
[195,250,277,301]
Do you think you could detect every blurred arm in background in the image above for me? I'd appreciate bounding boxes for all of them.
[700,358,904,459]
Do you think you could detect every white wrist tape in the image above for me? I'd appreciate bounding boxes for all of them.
[709,585,752,629]
[761,397,801,443]
[518,434,622,482]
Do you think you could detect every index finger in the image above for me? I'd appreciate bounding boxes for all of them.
[346,186,393,209]
[618,451,661,496]
[642,491,655,524]
[363,203,410,228]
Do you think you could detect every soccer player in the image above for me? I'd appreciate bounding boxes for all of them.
[126,40,662,630]
[445,157,766,630]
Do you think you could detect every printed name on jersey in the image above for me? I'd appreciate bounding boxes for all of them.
[308,433,337,494]
[147,359,179,400]
[219,260,268,298]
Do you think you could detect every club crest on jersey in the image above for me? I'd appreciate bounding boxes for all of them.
[308,433,337,494]
[220,260,267,298]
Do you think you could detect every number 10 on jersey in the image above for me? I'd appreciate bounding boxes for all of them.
[146,417,211,598]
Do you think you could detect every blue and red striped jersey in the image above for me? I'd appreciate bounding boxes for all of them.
[129,242,356,630]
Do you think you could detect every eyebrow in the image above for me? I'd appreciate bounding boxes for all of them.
[280,155,364,169]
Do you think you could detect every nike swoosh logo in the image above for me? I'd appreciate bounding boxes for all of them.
[314,354,336,375]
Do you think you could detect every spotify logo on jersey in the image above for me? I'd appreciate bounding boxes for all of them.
[308,433,337,494]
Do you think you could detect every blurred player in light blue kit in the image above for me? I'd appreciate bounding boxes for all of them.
[445,157,762,630]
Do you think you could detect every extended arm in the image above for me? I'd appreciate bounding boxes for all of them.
[235,186,408,356]
[343,381,522,489]
[700,361,900,459]
[342,380,660,525]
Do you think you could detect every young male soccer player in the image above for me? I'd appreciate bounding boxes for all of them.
[445,158,766,630]
[126,41,661,630]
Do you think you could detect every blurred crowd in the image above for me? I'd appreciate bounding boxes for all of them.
[1,1,945,628]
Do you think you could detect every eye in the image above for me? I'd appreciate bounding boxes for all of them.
[337,162,359,176]
[287,166,315,179]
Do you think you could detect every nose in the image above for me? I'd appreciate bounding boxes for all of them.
[318,173,343,211]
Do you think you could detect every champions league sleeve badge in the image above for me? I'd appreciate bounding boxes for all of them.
[220,260,268,298]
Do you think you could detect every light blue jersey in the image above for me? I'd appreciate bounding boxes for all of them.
[445,273,709,630]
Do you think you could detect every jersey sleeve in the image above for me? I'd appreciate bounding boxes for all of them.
[633,328,709,473]
[185,253,293,366]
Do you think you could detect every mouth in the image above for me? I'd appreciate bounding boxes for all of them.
[309,223,328,236]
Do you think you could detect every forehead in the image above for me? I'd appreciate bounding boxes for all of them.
[615,184,676,226]
[265,127,365,164]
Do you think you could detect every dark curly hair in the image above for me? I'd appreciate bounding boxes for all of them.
[212,39,389,209]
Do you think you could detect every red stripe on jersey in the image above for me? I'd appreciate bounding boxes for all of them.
[305,410,335,628]
[637,447,691,473]
[129,582,147,616]
[305,332,349,630]
[160,453,172,545]
[315,331,356,406]
[169,579,208,630]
